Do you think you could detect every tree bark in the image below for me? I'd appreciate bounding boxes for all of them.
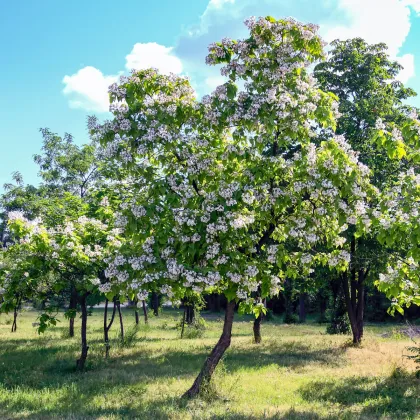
[11,296,21,333]
[186,305,195,325]
[104,298,117,358]
[68,286,78,338]
[182,300,236,398]
[142,300,148,324]
[11,305,18,333]
[253,313,262,344]
[116,300,124,341]
[76,294,89,370]
[151,292,159,316]
[342,260,367,345]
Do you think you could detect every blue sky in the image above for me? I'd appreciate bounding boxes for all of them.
[2,0,420,188]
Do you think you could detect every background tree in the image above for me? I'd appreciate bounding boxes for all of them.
[314,38,417,343]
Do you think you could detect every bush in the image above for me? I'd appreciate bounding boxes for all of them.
[326,292,350,335]
[283,312,298,324]
[179,315,207,339]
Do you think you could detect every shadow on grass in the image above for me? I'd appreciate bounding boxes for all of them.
[209,410,341,420]
[299,371,420,419]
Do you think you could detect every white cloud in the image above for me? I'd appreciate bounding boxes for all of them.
[204,75,227,90]
[125,43,183,75]
[403,0,420,13]
[63,43,183,112]
[396,53,415,83]
[323,0,418,82]
[324,0,410,56]
[62,66,118,113]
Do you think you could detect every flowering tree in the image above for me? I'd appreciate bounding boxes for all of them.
[1,197,123,369]
[372,113,420,314]
[92,16,374,397]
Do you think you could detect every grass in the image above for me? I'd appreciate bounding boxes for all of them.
[0,309,418,419]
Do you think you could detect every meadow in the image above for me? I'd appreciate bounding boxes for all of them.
[0,308,418,420]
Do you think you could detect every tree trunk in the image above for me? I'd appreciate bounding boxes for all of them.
[76,295,89,370]
[104,299,117,358]
[182,300,236,398]
[142,300,148,324]
[342,260,367,345]
[151,292,159,316]
[11,306,18,333]
[299,292,306,323]
[135,310,139,325]
[116,300,124,341]
[253,313,262,343]
[186,305,195,325]
[68,286,78,338]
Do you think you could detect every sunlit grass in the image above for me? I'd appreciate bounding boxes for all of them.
[0,308,418,419]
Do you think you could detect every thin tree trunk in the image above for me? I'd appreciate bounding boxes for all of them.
[116,300,124,341]
[11,306,18,332]
[135,310,139,325]
[76,295,89,370]
[182,300,236,398]
[142,300,148,324]
[253,314,262,343]
[11,296,21,333]
[104,299,117,358]
[68,286,77,338]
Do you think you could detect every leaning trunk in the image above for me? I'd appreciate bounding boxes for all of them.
[76,294,89,370]
[103,299,117,358]
[181,306,187,339]
[116,300,124,341]
[182,300,236,398]
[11,306,18,333]
[253,313,262,344]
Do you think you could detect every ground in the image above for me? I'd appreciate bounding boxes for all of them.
[0,308,418,420]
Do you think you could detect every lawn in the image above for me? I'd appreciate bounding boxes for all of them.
[0,308,418,419]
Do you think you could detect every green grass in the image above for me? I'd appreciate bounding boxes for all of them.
[0,309,418,419]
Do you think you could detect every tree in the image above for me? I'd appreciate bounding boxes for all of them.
[314,38,417,343]
[93,16,374,397]
[372,113,420,313]
[3,195,123,369]
[34,129,101,199]
[34,129,105,336]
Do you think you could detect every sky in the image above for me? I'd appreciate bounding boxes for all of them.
[1,0,420,188]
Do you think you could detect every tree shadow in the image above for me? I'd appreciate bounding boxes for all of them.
[299,371,420,419]
[208,410,340,420]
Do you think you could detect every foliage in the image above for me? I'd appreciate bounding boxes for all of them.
[91,17,374,319]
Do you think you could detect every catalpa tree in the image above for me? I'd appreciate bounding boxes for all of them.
[372,113,420,313]
[2,197,123,370]
[91,16,374,397]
